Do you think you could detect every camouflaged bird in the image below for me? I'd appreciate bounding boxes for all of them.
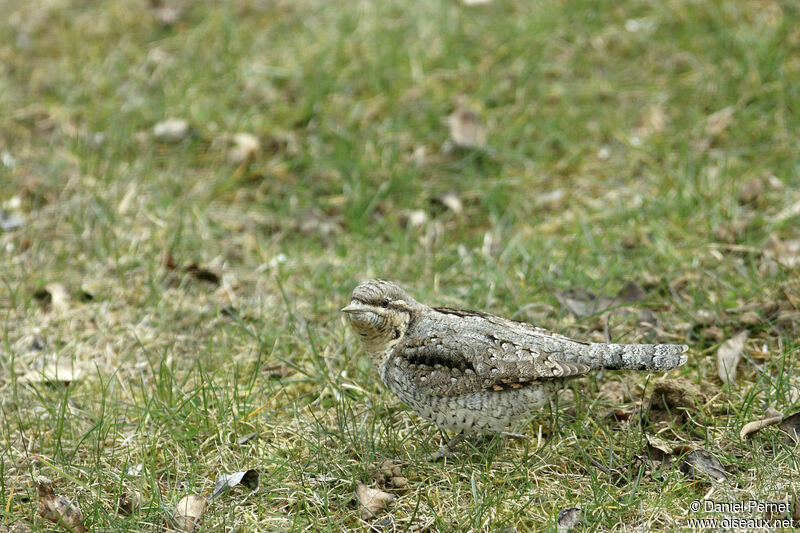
[342,279,688,458]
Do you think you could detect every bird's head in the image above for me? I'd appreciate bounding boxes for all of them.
[341,279,420,363]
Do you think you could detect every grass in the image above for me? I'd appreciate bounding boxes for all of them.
[1,0,799,530]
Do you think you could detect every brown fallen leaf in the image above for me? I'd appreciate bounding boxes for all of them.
[717,330,748,385]
[740,407,784,440]
[172,494,207,532]
[738,177,764,205]
[557,506,581,533]
[679,449,727,481]
[36,476,87,533]
[355,483,394,520]
[779,412,800,444]
[447,105,487,149]
[117,488,143,516]
[554,282,645,318]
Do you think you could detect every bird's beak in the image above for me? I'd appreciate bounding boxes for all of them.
[341,302,368,313]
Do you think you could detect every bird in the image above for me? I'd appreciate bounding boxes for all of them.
[341,279,688,459]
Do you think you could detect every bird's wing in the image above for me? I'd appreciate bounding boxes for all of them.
[390,327,591,397]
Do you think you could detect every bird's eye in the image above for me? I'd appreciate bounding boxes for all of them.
[381,298,390,307]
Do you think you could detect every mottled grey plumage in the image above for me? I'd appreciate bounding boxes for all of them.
[342,279,687,454]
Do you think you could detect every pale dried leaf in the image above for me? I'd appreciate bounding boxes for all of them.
[0,210,24,231]
[355,483,394,520]
[706,106,735,137]
[645,434,674,461]
[773,199,800,222]
[236,431,259,445]
[21,359,84,385]
[537,189,565,209]
[227,133,260,164]
[438,192,463,215]
[557,506,581,532]
[172,494,207,532]
[635,105,667,137]
[717,330,748,384]
[405,209,428,228]
[554,287,615,318]
[463,0,492,4]
[210,469,259,501]
[33,283,71,312]
[36,476,87,533]
[153,118,190,142]
[447,107,487,148]
[740,408,784,439]
[679,449,727,481]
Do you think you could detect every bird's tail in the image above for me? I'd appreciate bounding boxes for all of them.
[577,343,688,371]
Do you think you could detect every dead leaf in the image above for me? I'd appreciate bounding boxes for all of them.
[738,311,761,326]
[36,476,87,533]
[717,330,748,385]
[149,0,182,25]
[236,431,259,445]
[462,0,492,4]
[679,449,727,481]
[738,178,764,205]
[538,189,565,210]
[0,210,24,231]
[172,494,207,532]
[153,118,190,142]
[635,104,667,138]
[403,209,428,228]
[184,264,220,285]
[447,106,487,148]
[706,106,735,137]
[554,287,615,318]
[762,237,800,273]
[557,506,581,533]
[779,412,800,444]
[33,283,71,312]
[210,469,259,501]
[227,133,260,164]
[645,434,675,462]
[21,359,84,385]
[693,309,715,326]
[117,488,143,515]
[740,407,784,439]
[555,282,645,318]
[355,483,394,520]
[436,191,463,215]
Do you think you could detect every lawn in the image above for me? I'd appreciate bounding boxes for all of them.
[1,0,799,531]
